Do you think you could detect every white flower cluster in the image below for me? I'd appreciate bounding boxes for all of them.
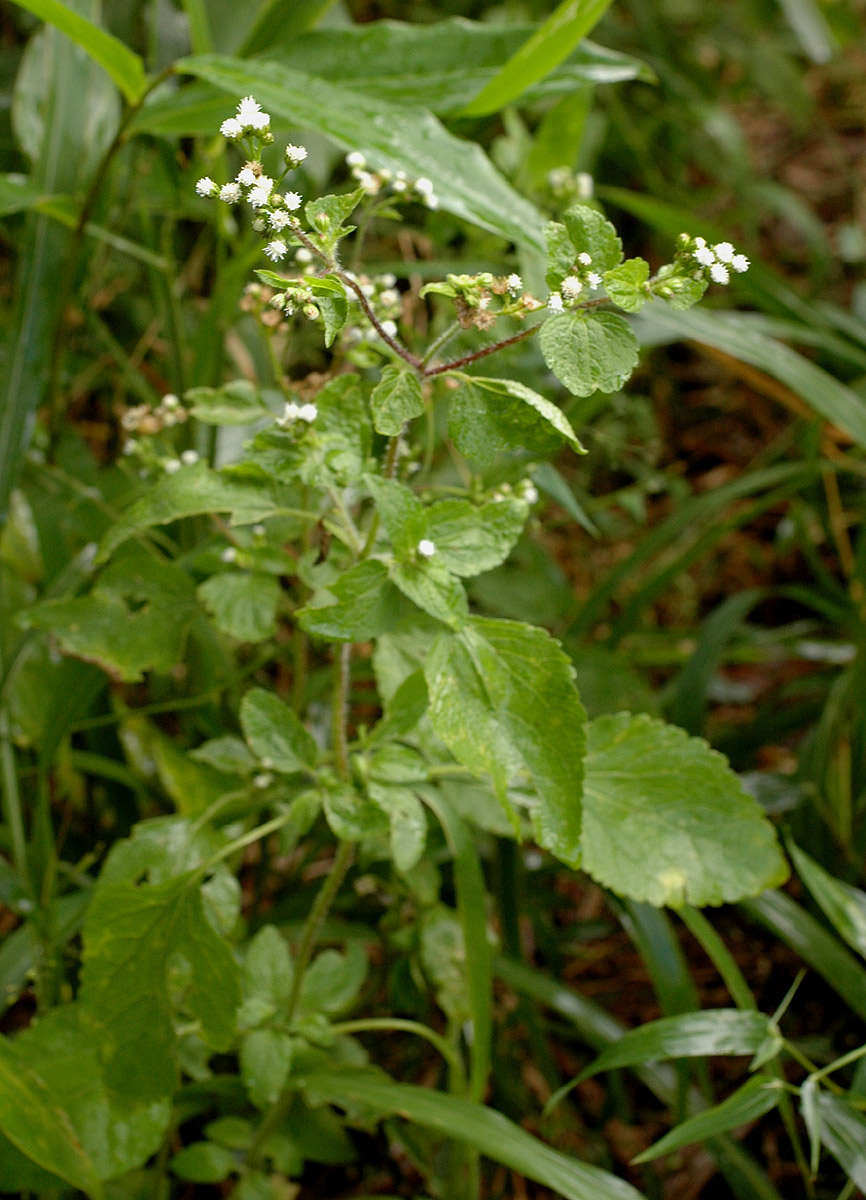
[690,237,749,285]
[547,250,603,312]
[278,400,318,426]
[219,95,271,140]
[345,151,439,209]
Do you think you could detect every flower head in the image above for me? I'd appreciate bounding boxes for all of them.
[282,191,302,211]
[236,165,258,187]
[195,176,217,197]
[236,95,270,130]
[710,262,730,285]
[284,144,308,168]
[346,150,366,168]
[712,241,735,263]
[587,272,603,290]
[417,539,436,558]
[577,251,593,266]
[269,209,292,230]
[561,277,582,301]
[220,117,243,139]
[731,253,749,273]
[219,181,242,203]
[547,292,565,313]
[506,273,522,294]
[248,184,272,209]
[180,449,199,466]
[264,239,288,262]
[694,245,715,266]
[298,403,317,422]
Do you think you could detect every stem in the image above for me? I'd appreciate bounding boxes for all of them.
[420,319,461,366]
[331,643,352,782]
[425,325,538,376]
[330,1018,463,1077]
[679,905,756,1010]
[0,688,30,896]
[286,839,355,1020]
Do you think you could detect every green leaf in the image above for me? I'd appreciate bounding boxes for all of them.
[633,1076,783,1164]
[810,1091,866,1190]
[298,944,367,1018]
[370,366,425,436]
[297,559,405,642]
[460,0,615,115]
[366,476,424,555]
[240,687,316,774]
[305,190,363,236]
[425,618,586,861]
[649,265,708,310]
[307,274,349,346]
[322,783,389,843]
[239,925,294,1029]
[562,204,624,272]
[176,54,546,252]
[11,1006,170,1182]
[389,560,468,629]
[240,0,339,55]
[301,1069,645,1200]
[79,873,240,1102]
[198,571,280,642]
[368,771,427,873]
[20,545,198,683]
[9,0,148,102]
[171,1141,236,1183]
[788,840,866,960]
[97,462,280,562]
[0,1033,103,1197]
[241,1029,294,1109]
[469,377,586,453]
[190,736,257,775]
[448,377,580,467]
[422,496,527,577]
[581,714,789,906]
[602,258,650,313]
[302,374,371,487]
[578,1010,776,1081]
[635,304,866,451]
[186,379,271,425]
[0,173,46,217]
[368,670,429,744]
[539,310,639,397]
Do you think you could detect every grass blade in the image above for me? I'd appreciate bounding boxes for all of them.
[633,1076,783,1164]
[240,0,339,56]
[788,840,866,960]
[460,0,614,116]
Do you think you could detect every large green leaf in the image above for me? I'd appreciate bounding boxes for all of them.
[581,714,788,906]
[175,54,546,252]
[461,0,615,115]
[79,872,240,1102]
[11,1006,169,1181]
[425,617,586,862]
[301,1069,646,1200]
[9,0,147,101]
[636,304,866,450]
[578,1010,776,1081]
[0,1034,102,1196]
[198,571,281,642]
[539,310,640,397]
[297,559,406,642]
[422,496,528,577]
[633,1076,783,1164]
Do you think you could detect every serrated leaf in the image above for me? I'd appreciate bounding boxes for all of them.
[602,258,649,313]
[305,189,363,236]
[581,714,789,906]
[240,687,316,774]
[578,1010,776,1081]
[79,873,240,1103]
[633,1076,782,1164]
[11,1006,170,1183]
[0,1033,103,1197]
[186,379,271,425]
[308,275,349,346]
[545,219,578,290]
[20,545,197,683]
[297,559,405,642]
[422,496,527,577]
[562,204,623,272]
[241,1029,294,1109]
[240,925,293,1029]
[390,559,468,628]
[305,375,371,486]
[425,618,586,860]
[198,571,280,642]
[366,475,425,554]
[448,378,571,467]
[539,310,640,397]
[469,377,586,453]
[175,54,546,252]
[370,365,425,436]
[322,784,390,842]
[97,462,280,562]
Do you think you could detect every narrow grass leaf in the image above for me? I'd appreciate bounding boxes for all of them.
[461,0,614,115]
[9,0,147,101]
[812,1092,866,1189]
[240,0,339,55]
[301,1070,646,1200]
[788,841,866,960]
[633,1076,783,1163]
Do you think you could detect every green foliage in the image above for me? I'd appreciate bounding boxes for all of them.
[540,311,640,397]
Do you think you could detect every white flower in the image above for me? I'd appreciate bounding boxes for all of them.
[282,191,302,211]
[380,319,398,338]
[251,217,266,232]
[220,117,243,139]
[506,273,522,294]
[379,289,399,307]
[710,262,730,284]
[295,247,313,263]
[587,272,603,290]
[575,172,594,198]
[180,449,199,466]
[346,150,366,168]
[236,95,269,129]
[195,176,217,197]
[219,182,242,203]
[284,143,308,167]
[424,193,439,210]
[248,185,272,209]
[415,176,434,197]
[164,458,181,474]
[280,402,300,424]
[713,241,735,263]
[522,484,539,504]
[253,772,273,789]
[380,273,397,287]
[162,393,179,410]
[561,276,582,300]
[269,209,291,230]
[694,236,707,249]
[577,251,592,266]
[356,170,380,194]
[298,403,317,422]
[731,253,749,273]
[547,292,565,312]
[221,547,237,563]
[417,539,436,558]
[236,166,258,187]
[694,246,716,266]
[264,239,288,262]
